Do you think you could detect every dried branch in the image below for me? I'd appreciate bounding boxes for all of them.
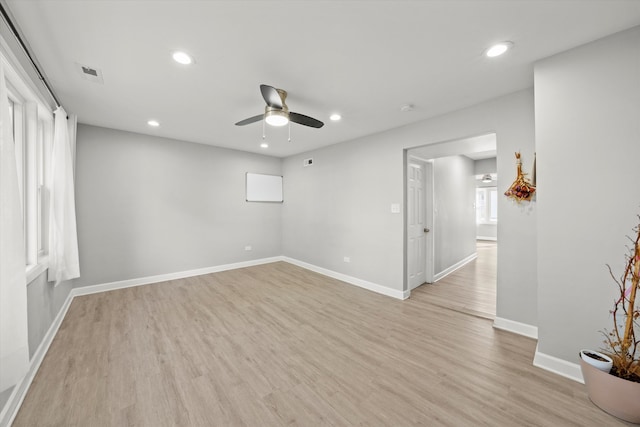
[602,218,640,382]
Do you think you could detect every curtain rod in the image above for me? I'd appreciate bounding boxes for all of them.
[0,2,62,108]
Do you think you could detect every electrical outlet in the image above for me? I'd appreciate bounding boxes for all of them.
[245,246,252,251]
[343,256,350,263]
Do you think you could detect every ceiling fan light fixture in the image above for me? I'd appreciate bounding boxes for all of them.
[265,109,289,127]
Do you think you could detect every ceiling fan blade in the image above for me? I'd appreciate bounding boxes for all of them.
[289,112,324,128]
[235,114,263,126]
[260,84,283,109]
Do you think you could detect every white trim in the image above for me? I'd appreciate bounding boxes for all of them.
[493,317,538,339]
[282,257,409,300]
[73,257,283,296]
[25,262,46,284]
[533,345,584,384]
[433,252,477,282]
[476,236,497,241]
[0,288,74,427]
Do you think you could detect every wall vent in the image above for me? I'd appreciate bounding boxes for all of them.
[303,158,313,167]
[76,63,104,84]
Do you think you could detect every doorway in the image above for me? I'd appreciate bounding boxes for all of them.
[404,133,497,317]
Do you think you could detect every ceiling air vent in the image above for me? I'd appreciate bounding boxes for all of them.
[76,63,104,84]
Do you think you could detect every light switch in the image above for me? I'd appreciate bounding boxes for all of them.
[391,204,401,213]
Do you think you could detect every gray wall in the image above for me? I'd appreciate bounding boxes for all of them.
[474,157,497,175]
[535,27,640,362]
[26,272,73,358]
[0,271,72,420]
[71,125,283,287]
[433,155,476,274]
[283,89,537,326]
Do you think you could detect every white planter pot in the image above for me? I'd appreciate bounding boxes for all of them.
[580,349,613,373]
[580,358,640,424]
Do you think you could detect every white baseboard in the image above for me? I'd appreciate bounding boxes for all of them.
[493,316,538,339]
[533,345,584,384]
[282,257,408,300]
[433,252,477,282]
[73,257,284,296]
[0,289,74,427]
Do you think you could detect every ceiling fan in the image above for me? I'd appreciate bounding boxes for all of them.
[235,84,324,129]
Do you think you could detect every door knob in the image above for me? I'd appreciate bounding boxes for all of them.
[424,228,430,233]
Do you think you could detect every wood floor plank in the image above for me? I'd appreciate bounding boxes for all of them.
[13,261,628,426]
[420,241,497,319]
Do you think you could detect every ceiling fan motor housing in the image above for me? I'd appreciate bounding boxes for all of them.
[235,84,324,128]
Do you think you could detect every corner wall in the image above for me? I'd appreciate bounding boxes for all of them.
[535,26,640,365]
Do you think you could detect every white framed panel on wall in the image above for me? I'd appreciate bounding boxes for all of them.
[246,172,283,202]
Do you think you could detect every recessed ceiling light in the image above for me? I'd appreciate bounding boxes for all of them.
[485,41,513,58]
[329,113,341,121]
[147,120,160,127]
[172,51,193,65]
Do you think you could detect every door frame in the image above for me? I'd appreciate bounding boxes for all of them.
[423,159,434,284]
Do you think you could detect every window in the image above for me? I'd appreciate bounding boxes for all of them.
[8,98,14,135]
[7,90,26,249]
[2,52,55,282]
[476,187,498,224]
[36,117,52,256]
[22,105,53,276]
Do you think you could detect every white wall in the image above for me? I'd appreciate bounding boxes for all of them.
[433,155,476,274]
[535,26,640,363]
[283,89,537,326]
[477,222,497,240]
[71,125,283,287]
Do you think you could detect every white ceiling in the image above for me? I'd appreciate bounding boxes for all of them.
[5,1,640,158]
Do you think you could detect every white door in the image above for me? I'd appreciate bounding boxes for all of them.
[408,161,426,290]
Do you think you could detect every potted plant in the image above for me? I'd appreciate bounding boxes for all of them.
[580,218,640,424]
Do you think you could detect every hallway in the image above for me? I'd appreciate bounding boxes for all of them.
[413,241,496,319]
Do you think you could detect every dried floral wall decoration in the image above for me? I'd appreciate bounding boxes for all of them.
[504,152,536,202]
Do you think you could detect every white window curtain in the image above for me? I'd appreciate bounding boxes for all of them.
[48,107,79,285]
[0,61,29,392]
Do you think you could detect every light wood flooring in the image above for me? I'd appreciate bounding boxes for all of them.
[14,261,628,426]
[419,240,497,320]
